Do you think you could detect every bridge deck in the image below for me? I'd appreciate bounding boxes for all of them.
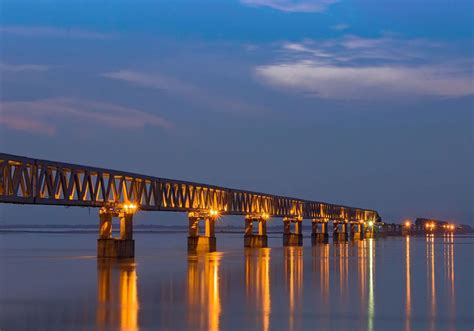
[0,153,378,221]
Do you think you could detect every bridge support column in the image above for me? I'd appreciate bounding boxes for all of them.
[97,207,135,259]
[244,215,268,248]
[350,222,364,240]
[311,219,329,244]
[283,217,303,246]
[333,221,348,242]
[99,212,112,239]
[187,212,217,253]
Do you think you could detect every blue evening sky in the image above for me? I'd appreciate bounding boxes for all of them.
[0,0,473,225]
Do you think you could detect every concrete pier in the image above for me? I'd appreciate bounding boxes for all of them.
[187,235,217,252]
[350,222,365,240]
[311,219,329,244]
[244,215,268,248]
[188,212,217,252]
[97,239,135,258]
[244,235,268,248]
[283,217,303,246]
[333,221,348,242]
[97,207,135,259]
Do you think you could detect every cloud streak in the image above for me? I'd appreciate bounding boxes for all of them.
[257,62,473,98]
[0,25,115,39]
[0,98,172,135]
[0,62,51,72]
[102,70,263,113]
[241,0,337,13]
[331,23,349,31]
[255,36,474,99]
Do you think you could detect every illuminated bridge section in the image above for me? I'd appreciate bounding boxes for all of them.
[0,153,378,222]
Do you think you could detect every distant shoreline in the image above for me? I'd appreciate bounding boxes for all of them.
[0,224,284,234]
[1,225,473,238]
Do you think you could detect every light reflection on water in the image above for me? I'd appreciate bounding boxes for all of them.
[245,248,271,331]
[444,234,455,325]
[97,259,139,331]
[427,234,436,331]
[187,252,222,331]
[368,238,375,331]
[0,233,472,331]
[284,246,303,331]
[405,236,411,331]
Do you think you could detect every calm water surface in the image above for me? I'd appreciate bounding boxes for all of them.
[0,231,473,331]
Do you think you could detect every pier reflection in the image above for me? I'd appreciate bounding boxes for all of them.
[367,239,375,331]
[311,243,330,330]
[405,236,411,331]
[97,259,139,331]
[312,243,330,305]
[284,247,303,331]
[334,243,349,302]
[187,252,222,331]
[245,248,271,331]
[357,240,367,317]
[443,234,455,324]
[426,234,436,331]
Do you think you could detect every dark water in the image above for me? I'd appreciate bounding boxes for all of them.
[0,231,473,331]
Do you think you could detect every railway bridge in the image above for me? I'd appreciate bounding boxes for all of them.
[0,153,381,258]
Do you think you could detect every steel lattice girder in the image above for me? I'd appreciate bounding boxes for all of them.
[0,153,379,221]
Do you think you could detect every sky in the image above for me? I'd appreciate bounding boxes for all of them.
[0,0,473,226]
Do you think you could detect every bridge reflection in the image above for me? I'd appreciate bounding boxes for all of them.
[187,252,222,331]
[405,236,411,331]
[92,236,458,331]
[97,259,139,331]
[312,243,330,305]
[245,248,271,331]
[426,234,436,331]
[357,240,367,318]
[334,243,349,303]
[367,238,375,331]
[284,247,303,331]
[444,234,455,325]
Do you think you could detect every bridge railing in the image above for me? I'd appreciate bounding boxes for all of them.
[0,153,379,221]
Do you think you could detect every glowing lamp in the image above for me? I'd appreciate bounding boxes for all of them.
[123,203,138,213]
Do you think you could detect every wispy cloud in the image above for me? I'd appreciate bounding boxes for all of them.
[241,0,337,13]
[0,25,115,39]
[331,23,349,31]
[102,70,263,113]
[102,70,199,95]
[0,98,172,136]
[255,36,474,99]
[0,62,51,72]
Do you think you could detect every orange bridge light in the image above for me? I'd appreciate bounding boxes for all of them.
[209,209,219,217]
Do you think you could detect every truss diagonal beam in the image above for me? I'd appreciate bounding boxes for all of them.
[0,153,379,221]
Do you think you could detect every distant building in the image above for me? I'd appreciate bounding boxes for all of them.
[415,218,473,234]
[415,218,448,228]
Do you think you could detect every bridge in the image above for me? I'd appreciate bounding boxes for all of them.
[0,153,381,258]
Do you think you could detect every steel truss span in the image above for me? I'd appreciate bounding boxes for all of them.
[0,153,379,221]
